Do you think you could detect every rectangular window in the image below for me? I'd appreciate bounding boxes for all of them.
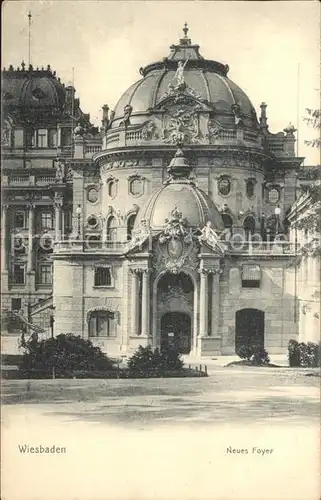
[39,264,52,285]
[48,129,58,148]
[94,267,112,287]
[89,311,116,337]
[37,129,48,148]
[242,279,260,288]
[14,211,25,229]
[13,264,25,285]
[41,211,53,229]
[11,298,22,311]
[14,129,24,147]
[241,264,261,289]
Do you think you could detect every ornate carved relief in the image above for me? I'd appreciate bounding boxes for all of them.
[162,104,200,145]
[101,158,147,172]
[141,120,158,140]
[152,206,200,274]
[207,119,221,142]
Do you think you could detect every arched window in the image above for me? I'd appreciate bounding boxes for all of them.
[106,216,117,241]
[127,214,136,240]
[246,179,255,199]
[107,180,117,198]
[243,216,255,241]
[221,213,233,239]
[218,177,231,196]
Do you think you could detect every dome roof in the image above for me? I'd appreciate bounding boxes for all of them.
[135,149,224,231]
[112,26,258,130]
[2,64,66,110]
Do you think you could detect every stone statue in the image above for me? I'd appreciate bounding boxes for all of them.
[199,221,225,252]
[174,60,188,87]
[73,123,85,137]
[129,219,151,248]
[55,160,65,182]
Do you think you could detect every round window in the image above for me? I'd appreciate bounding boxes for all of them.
[218,178,231,196]
[268,188,280,204]
[87,215,99,229]
[87,187,99,204]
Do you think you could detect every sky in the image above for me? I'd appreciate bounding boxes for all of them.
[2,0,320,165]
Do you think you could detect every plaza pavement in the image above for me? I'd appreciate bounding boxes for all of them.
[1,364,320,500]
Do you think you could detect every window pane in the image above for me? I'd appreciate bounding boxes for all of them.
[13,265,25,284]
[268,188,280,204]
[48,129,57,148]
[41,212,53,229]
[37,129,48,148]
[14,212,25,229]
[40,264,52,284]
[94,267,112,287]
[246,180,255,198]
[108,181,116,197]
[11,298,22,311]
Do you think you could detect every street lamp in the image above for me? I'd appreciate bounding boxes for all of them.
[274,205,281,234]
[76,204,82,238]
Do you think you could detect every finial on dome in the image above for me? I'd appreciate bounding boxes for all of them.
[167,147,193,181]
[180,22,191,45]
[21,61,25,70]
[183,22,189,38]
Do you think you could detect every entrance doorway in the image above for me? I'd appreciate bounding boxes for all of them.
[235,309,265,350]
[161,312,191,354]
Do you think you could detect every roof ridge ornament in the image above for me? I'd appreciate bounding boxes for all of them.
[180,22,192,45]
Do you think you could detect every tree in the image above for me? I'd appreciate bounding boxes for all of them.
[304,108,320,148]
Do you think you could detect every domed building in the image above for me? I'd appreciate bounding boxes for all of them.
[2,27,308,356]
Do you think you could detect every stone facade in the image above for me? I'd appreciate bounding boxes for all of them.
[1,28,317,357]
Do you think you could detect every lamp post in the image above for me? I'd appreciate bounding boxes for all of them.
[274,205,281,234]
[76,204,82,239]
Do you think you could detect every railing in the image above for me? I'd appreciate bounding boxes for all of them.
[218,131,237,140]
[54,239,125,253]
[8,175,30,185]
[36,176,56,185]
[126,131,143,142]
[227,241,300,255]
[106,135,119,146]
[85,145,102,154]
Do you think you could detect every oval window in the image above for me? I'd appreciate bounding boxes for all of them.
[87,215,99,229]
[130,179,143,196]
[268,188,280,204]
[87,187,99,204]
[218,178,231,196]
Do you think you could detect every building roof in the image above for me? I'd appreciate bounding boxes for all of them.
[135,148,224,231]
[111,25,258,131]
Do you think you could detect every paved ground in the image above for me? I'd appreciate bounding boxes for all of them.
[1,366,320,500]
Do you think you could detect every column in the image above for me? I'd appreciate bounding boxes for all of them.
[54,194,63,241]
[130,269,140,336]
[1,204,9,273]
[211,270,221,336]
[199,269,209,337]
[141,269,150,337]
[27,204,35,273]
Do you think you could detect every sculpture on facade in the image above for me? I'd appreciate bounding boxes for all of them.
[174,60,188,88]
[54,159,65,182]
[198,221,225,252]
[128,219,152,249]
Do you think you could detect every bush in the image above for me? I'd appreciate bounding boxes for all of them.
[288,339,321,367]
[288,339,301,367]
[127,345,184,376]
[19,333,114,377]
[236,344,270,365]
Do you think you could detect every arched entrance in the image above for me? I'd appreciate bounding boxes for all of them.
[161,312,191,354]
[156,272,194,354]
[235,308,265,350]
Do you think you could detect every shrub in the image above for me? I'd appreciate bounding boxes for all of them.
[236,344,270,365]
[19,333,114,377]
[288,339,301,367]
[288,339,321,367]
[127,345,184,376]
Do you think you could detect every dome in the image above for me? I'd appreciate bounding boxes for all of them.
[111,27,258,130]
[2,64,66,110]
[135,149,224,231]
